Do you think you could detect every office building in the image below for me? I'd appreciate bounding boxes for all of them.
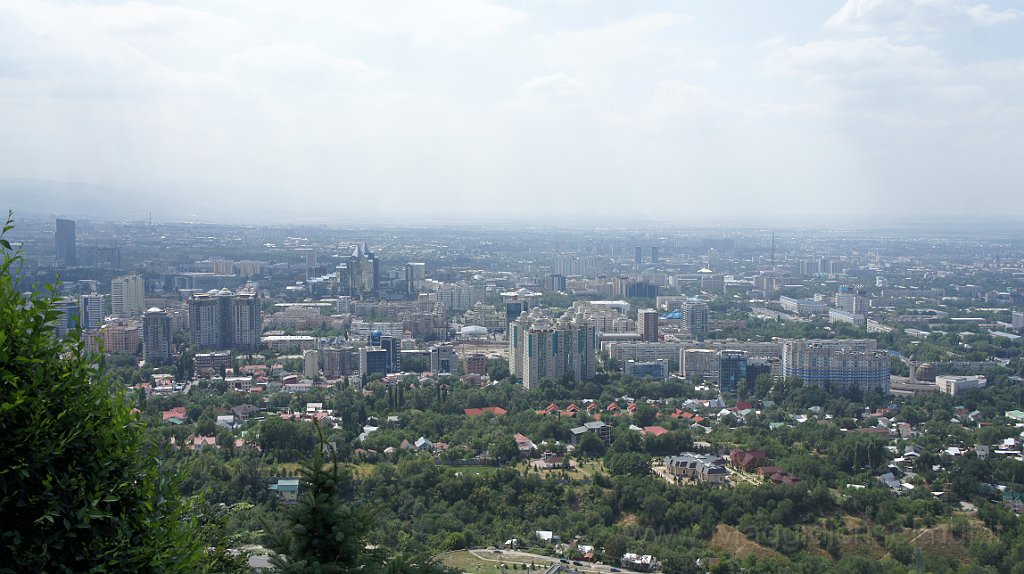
[359,347,389,379]
[779,296,827,315]
[624,359,668,380]
[935,375,987,396]
[782,341,889,393]
[79,293,104,331]
[337,242,379,299]
[829,309,867,329]
[55,218,76,266]
[142,307,172,364]
[509,308,597,390]
[635,246,643,270]
[718,350,747,395]
[835,285,868,314]
[1013,310,1024,330]
[746,358,774,386]
[681,299,710,338]
[194,351,232,376]
[638,308,659,343]
[406,262,426,296]
[651,246,659,264]
[378,335,401,373]
[111,274,145,318]
[430,345,457,374]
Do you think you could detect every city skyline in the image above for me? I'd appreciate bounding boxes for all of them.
[3,0,1024,224]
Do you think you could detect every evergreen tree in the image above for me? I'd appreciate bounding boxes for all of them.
[264,425,376,573]
[264,423,454,574]
[0,212,204,573]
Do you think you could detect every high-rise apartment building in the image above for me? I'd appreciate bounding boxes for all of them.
[681,299,710,338]
[681,348,717,381]
[55,218,76,266]
[638,308,659,343]
[323,346,356,378]
[509,308,597,390]
[545,274,567,293]
[111,274,145,317]
[142,307,172,364]
[54,297,80,339]
[231,292,262,353]
[303,349,319,378]
[188,289,262,352]
[79,293,104,330]
[103,319,141,354]
[437,284,486,312]
[782,340,889,393]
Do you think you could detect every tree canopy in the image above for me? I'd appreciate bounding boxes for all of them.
[0,213,204,573]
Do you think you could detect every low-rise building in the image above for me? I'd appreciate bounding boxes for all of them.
[935,375,987,396]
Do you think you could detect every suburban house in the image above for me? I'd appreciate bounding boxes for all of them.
[643,425,669,437]
[190,435,218,450]
[532,455,567,470]
[268,478,299,503]
[730,450,767,472]
[231,403,260,420]
[464,406,508,417]
[161,406,188,424]
[621,553,658,572]
[664,453,730,484]
[570,421,612,444]
[536,530,561,544]
[756,466,801,485]
[514,433,537,453]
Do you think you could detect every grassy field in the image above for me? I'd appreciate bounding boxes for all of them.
[447,465,501,476]
[437,551,550,574]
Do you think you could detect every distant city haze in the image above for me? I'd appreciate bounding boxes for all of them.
[2,0,1023,224]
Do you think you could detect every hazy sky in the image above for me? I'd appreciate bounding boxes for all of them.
[1,0,1022,223]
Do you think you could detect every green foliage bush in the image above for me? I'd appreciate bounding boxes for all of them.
[0,213,203,573]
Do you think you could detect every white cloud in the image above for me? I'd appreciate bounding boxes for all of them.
[825,0,913,32]
[223,44,389,95]
[967,3,1020,26]
[519,73,587,101]
[533,12,691,73]
[826,0,1021,31]
[772,37,943,85]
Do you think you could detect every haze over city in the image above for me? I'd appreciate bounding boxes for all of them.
[2,0,1023,225]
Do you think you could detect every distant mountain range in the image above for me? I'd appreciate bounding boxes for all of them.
[1,179,206,221]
